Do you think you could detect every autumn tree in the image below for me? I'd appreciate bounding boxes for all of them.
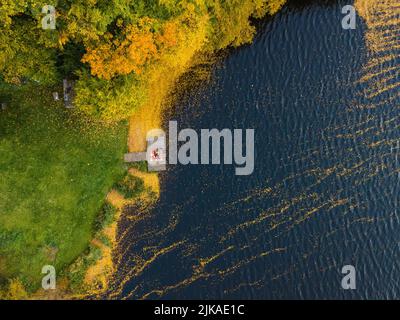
[82,18,179,80]
[0,0,286,119]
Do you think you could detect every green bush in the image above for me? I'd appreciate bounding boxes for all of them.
[113,175,145,199]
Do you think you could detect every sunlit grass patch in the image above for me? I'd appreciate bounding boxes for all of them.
[0,83,127,292]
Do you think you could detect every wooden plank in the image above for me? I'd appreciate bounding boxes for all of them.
[124,152,147,163]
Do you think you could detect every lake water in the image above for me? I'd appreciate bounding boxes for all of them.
[109,0,400,299]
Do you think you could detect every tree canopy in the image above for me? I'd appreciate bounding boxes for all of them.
[0,0,286,120]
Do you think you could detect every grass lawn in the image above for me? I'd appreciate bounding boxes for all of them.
[0,84,127,291]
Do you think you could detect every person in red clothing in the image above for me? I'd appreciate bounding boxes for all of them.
[152,148,160,160]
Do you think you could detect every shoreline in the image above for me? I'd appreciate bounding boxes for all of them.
[0,1,287,299]
[29,165,160,300]
[71,3,285,298]
[66,24,216,299]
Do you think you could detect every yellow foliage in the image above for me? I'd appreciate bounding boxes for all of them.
[128,13,209,151]
[76,1,287,121]
[265,0,287,14]
[129,168,160,195]
[82,18,180,80]
[106,190,127,210]
[157,21,179,47]
[5,279,29,300]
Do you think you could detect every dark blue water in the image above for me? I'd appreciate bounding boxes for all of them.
[110,0,400,299]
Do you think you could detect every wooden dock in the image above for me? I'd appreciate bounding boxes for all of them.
[147,135,166,172]
[124,130,167,171]
[124,152,146,163]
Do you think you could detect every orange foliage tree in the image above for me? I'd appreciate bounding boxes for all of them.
[82,18,178,80]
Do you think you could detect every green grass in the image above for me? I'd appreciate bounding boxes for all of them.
[0,84,127,291]
[127,161,148,172]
